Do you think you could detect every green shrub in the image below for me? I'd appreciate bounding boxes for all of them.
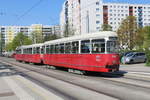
[145,50,150,66]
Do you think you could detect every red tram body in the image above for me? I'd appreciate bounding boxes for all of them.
[43,54,119,72]
[15,44,43,64]
[15,31,120,73]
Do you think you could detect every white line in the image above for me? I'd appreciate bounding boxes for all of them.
[14,76,64,100]
[128,71,150,75]
[3,76,35,100]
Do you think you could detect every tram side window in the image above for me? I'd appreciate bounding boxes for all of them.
[72,41,79,54]
[25,49,27,54]
[60,44,65,53]
[92,39,105,53]
[26,48,29,54]
[81,40,90,53]
[29,48,32,54]
[16,49,21,54]
[41,46,45,54]
[46,45,50,54]
[36,47,40,54]
[50,45,55,54]
[65,43,71,54]
[33,47,36,54]
[16,49,19,54]
[23,49,26,54]
[55,44,60,54]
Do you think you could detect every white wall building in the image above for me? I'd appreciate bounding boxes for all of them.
[60,0,150,34]
[60,0,81,36]
[0,24,60,48]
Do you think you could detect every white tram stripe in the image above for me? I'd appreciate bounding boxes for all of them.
[3,76,35,100]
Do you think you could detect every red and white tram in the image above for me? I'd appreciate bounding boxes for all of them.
[15,43,44,63]
[15,31,120,73]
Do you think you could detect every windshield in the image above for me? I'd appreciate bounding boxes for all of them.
[126,53,134,57]
[107,41,118,53]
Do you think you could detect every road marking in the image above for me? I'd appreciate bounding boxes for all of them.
[14,75,64,100]
[126,72,150,79]
[128,71,150,75]
[3,76,35,100]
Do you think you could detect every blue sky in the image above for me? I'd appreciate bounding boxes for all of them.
[0,0,149,26]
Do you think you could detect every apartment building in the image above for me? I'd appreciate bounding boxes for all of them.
[60,0,150,34]
[0,24,60,48]
[60,0,81,36]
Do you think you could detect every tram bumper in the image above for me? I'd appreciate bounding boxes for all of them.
[106,65,119,72]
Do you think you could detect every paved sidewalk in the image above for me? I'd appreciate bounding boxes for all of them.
[0,63,64,100]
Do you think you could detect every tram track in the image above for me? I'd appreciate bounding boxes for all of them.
[1,58,150,100]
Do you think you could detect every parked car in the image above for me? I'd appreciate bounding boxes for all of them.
[122,52,147,64]
[120,52,134,63]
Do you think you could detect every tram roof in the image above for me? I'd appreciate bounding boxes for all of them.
[44,31,117,45]
[17,43,43,49]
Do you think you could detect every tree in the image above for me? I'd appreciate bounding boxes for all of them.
[135,28,145,50]
[11,32,32,50]
[101,24,112,31]
[141,26,150,65]
[31,31,44,44]
[63,23,75,37]
[44,34,61,42]
[117,16,138,50]
[5,42,13,51]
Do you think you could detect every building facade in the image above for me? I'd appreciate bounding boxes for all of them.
[60,0,150,34]
[60,0,81,36]
[0,24,60,49]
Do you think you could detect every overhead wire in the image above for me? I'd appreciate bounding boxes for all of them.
[16,0,44,24]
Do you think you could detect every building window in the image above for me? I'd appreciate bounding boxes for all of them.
[96,2,99,5]
[96,8,100,12]
[96,27,100,30]
[96,21,100,24]
[96,14,100,17]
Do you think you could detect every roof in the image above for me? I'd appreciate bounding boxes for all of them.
[44,31,117,45]
[104,0,150,5]
[16,31,117,49]
[17,43,43,49]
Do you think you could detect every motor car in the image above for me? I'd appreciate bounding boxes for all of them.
[122,52,147,64]
[120,52,134,63]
